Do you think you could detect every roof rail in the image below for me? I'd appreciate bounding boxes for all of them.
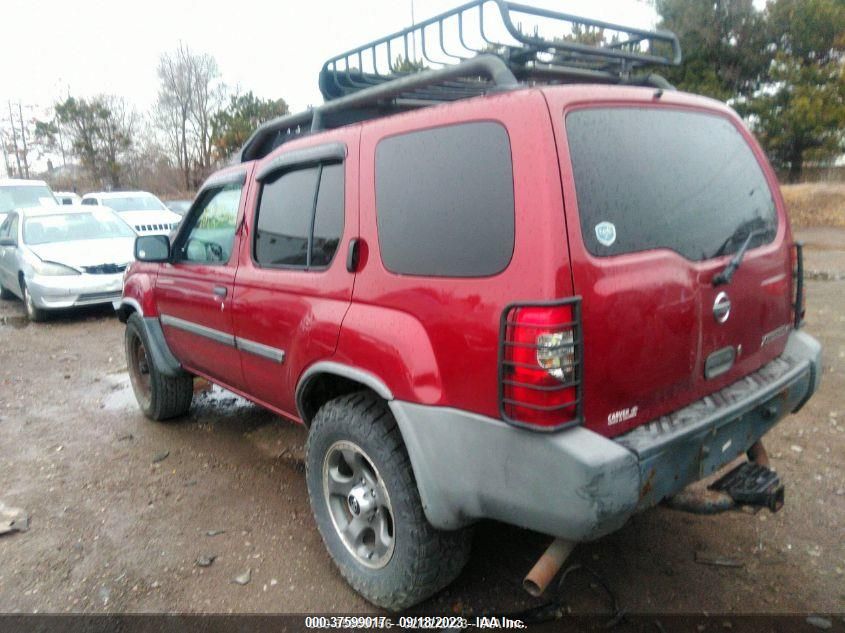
[239,0,681,162]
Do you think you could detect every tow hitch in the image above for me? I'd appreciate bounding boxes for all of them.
[666,440,785,514]
[709,461,784,512]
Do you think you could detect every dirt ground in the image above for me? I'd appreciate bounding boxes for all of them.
[0,229,843,617]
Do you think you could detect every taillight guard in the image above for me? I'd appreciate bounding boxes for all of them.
[498,297,583,431]
[793,242,805,329]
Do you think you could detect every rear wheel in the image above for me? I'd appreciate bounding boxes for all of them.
[21,281,47,322]
[125,313,193,421]
[305,391,472,611]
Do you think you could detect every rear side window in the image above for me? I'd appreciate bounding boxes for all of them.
[254,163,344,269]
[566,108,777,261]
[375,121,514,277]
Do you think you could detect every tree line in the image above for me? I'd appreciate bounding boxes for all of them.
[2,44,288,195]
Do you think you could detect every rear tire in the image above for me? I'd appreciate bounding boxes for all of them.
[305,391,472,611]
[125,313,193,421]
[21,281,47,322]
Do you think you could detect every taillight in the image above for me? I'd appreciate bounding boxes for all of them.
[792,242,805,328]
[498,298,582,431]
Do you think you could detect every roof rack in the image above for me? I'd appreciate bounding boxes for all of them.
[239,0,681,162]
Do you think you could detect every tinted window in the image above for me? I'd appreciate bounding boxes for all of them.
[254,163,344,269]
[180,184,242,264]
[375,122,514,277]
[255,168,318,267]
[311,164,344,267]
[81,198,97,205]
[566,108,777,261]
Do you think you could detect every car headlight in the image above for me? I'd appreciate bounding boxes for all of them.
[32,260,80,276]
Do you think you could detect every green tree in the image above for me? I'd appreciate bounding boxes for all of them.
[740,0,845,181]
[210,91,289,160]
[43,96,135,188]
[654,0,769,99]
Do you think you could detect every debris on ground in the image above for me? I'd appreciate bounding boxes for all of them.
[806,616,833,630]
[196,555,216,567]
[152,450,170,463]
[233,569,251,585]
[694,552,744,568]
[206,529,225,537]
[0,502,30,536]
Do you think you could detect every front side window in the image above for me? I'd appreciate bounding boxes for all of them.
[179,184,242,264]
[254,162,344,269]
[565,108,777,261]
[81,198,97,206]
[375,121,515,277]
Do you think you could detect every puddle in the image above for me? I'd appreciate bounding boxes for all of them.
[0,314,28,329]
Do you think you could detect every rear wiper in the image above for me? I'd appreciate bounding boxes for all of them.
[712,228,769,287]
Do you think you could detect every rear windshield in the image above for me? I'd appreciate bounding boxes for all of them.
[0,185,58,213]
[565,108,777,261]
[24,211,135,245]
[102,196,166,212]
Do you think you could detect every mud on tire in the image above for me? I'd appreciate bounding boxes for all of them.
[125,313,193,421]
[305,391,472,611]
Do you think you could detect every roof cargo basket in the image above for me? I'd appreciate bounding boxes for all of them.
[239,0,681,162]
[319,0,681,102]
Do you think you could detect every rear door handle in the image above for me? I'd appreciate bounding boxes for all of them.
[213,286,228,298]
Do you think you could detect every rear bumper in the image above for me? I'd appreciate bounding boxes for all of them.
[390,330,821,541]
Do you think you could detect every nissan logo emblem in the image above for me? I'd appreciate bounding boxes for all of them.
[713,291,731,323]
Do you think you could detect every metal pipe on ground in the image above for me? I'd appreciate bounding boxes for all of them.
[523,538,576,597]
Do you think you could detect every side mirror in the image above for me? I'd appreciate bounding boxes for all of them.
[0,237,16,247]
[135,235,171,262]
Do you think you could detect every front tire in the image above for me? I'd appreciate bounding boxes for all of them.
[305,391,472,611]
[21,281,47,322]
[125,313,193,421]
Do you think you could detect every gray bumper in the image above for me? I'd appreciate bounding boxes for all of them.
[390,330,821,541]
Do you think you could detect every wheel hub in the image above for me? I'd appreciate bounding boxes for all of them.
[347,484,375,517]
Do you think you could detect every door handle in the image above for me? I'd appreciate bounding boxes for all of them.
[346,238,361,273]
[213,286,228,298]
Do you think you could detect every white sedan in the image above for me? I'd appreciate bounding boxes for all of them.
[0,206,136,321]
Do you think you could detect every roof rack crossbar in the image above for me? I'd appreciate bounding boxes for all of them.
[240,54,519,162]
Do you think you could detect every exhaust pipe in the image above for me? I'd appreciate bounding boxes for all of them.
[523,538,576,597]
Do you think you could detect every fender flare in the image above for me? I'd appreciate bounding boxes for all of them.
[295,361,394,420]
[131,315,186,378]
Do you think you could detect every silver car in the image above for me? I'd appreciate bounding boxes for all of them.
[0,206,135,321]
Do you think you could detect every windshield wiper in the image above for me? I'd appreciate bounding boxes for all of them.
[712,228,769,286]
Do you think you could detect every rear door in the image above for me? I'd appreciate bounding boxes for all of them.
[549,96,793,437]
[230,128,358,419]
[155,168,251,390]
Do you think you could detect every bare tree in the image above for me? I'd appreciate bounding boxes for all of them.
[156,43,226,189]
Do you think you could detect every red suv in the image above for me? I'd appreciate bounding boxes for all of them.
[119,1,821,610]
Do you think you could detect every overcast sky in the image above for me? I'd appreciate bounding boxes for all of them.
[2,0,660,116]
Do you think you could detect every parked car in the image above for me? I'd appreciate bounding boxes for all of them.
[0,205,135,321]
[54,191,82,205]
[118,2,821,611]
[81,191,181,236]
[0,179,60,216]
[164,199,192,216]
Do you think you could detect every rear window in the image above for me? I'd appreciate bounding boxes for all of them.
[566,108,777,261]
[375,121,514,277]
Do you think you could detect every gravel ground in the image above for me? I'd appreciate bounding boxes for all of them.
[0,229,843,616]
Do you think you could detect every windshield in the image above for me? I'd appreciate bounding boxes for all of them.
[565,108,777,261]
[0,185,59,213]
[103,195,167,212]
[23,211,135,245]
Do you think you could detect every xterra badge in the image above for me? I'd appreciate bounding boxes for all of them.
[608,406,638,425]
[595,221,617,246]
